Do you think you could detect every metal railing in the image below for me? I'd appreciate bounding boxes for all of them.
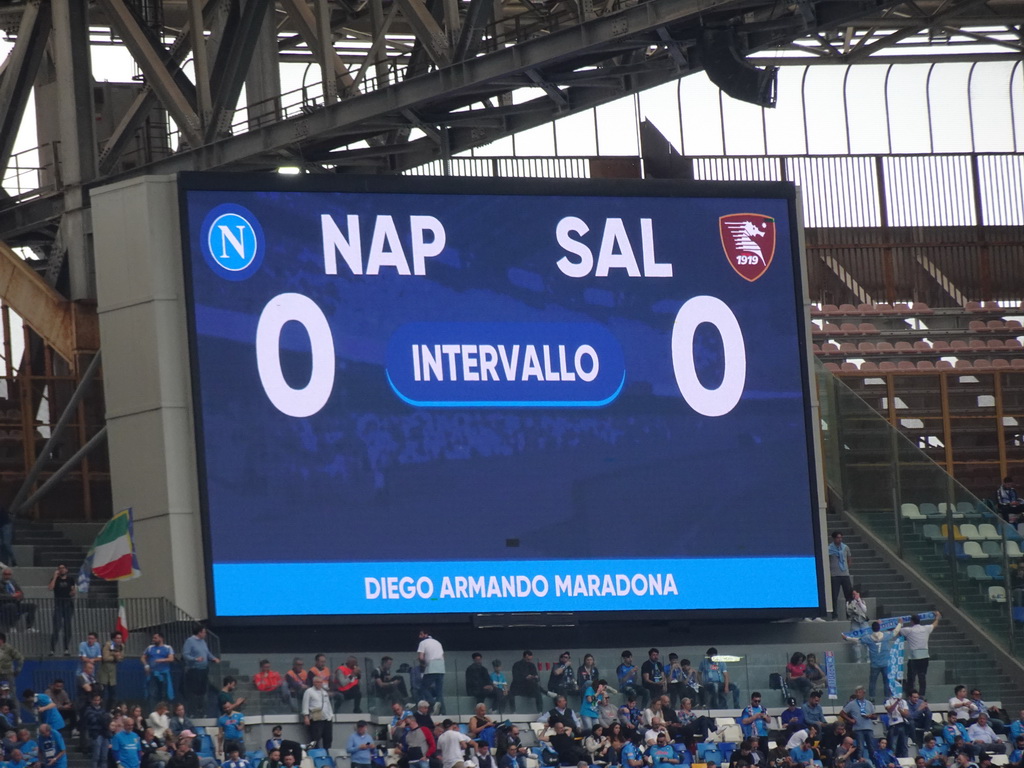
[818,361,1024,670]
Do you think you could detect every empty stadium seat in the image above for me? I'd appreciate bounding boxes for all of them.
[982,541,1003,557]
[917,360,936,370]
[969,339,987,350]
[858,303,880,315]
[970,320,988,332]
[860,361,879,372]
[989,586,1007,603]
[858,342,876,354]
[957,502,976,515]
[940,524,965,540]
[977,524,1001,540]
[1006,541,1024,557]
[1006,340,1023,351]
[932,340,951,352]
[959,524,981,540]
[879,361,898,371]
[824,362,841,372]
[898,360,916,370]
[987,339,1005,350]
[901,503,924,520]
[951,340,970,350]
[811,343,821,354]
[1012,359,1024,369]
[821,343,840,354]
[974,359,992,369]
[894,341,914,352]
[955,360,973,369]
[911,302,932,313]
[876,341,895,352]
[992,359,1011,369]
[936,360,954,369]
[963,541,987,558]
[841,362,859,372]
[967,565,990,581]
[920,503,940,517]
[840,323,859,334]
[985,564,1003,580]
[939,502,966,519]
[987,320,1005,331]
[859,322,878,333]
[923,524,942,541]
[840,342,858,353]
[913,341,932,353]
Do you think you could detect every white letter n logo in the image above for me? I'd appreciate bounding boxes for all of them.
[218,225,246,260]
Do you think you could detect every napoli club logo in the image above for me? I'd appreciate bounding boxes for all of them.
[719,213,776,282]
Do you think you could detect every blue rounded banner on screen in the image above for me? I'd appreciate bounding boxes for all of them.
[385,321,626,407]
[201,204,265,280]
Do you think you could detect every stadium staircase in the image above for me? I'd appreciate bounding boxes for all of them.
[820,362,1024,712]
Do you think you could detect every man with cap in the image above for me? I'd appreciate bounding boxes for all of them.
[781,698,805,733]
[437,719,475,768]
[347,721,375,768]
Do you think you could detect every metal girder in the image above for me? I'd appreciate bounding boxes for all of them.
[0,1,51,176]
[453,0,494,62]
[206,0,275,139]
[278,0,356,91]
[393,0,452,68]
[95,0,203,147]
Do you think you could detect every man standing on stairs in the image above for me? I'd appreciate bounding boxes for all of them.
[829,532,854,621]
[182,626,220,717]
[899,612,940,698]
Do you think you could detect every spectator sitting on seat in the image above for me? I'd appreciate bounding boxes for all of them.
[641,716,669,747]
[499,725,526,768]
[466,654,495,707]
[647,731,681,768]
[373,656,409,705]
[643,696,666,728]
[542,720,588,765]
[489,660,508,714]
[413,700,435,731]
[1008,735,1024,768]
[729,738,763,768]
[285,659,308,705]
[618,694,642,734]
[475,742,496,768]
[950,687,974,722]
[307,655,331,691]
[833,736,870,768]
[701,648,740,709]
[802,691,826,733]
[804,656,825,689]
[16,728,38,763]
[968,690,1007,733]
[0,570,37,634]
[906,691,931,745]
[166,735,200,768]
[509,651,543,714]
[676,697,714,744]
[584,723,612,764]
[642,649,667,705]
[548,652,579,700]
[618,652,647,708]
[944,714,975,758]
[620,734,645,768]
[221,744,250,768]
[470,703,498,748]
[389,702,412,742]
[767,736,795,768]
[786,655,813,703]
[1011,710,1024,741]
[537,695,582,734]
[789,733,816,768]
[657,695,685,740]
[497,742,520,768]
[147,702,170,742]
[6,747,29,768]
[870,737,896,768]
[786,726,818,753]
[917,735,945,768]
[781,698,805,733]
[253,661,284,699]
[968,714,1006,755]
[168,704,194,738]
[257,747,281,768]
[997,477,1023,520]
[264,725,282,754]
[140,726,169,768]
[218,678,246,715]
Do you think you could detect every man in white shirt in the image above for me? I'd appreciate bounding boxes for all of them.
[884,695,910,757]
[417,630,446,715]
[785,725,818,751]
[437,719,475,768]
[950,686,974,722]
[968,714,1006,755]
[301,677,335,750]
[900,612,940,697]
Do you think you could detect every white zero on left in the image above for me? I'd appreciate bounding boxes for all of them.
[256,293,336,417]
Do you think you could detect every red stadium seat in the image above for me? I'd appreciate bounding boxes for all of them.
[936,360,954,369]
[970,339,987,350]
[898,360,916,370]
[992,359,1010,369]
[824,362,841,372]
[987,339,1005,350]
[876,341,895,352]
[821,342,840,354]
[858,303,880,315]
[987,320,1005,331]
[955,359,973,369]
[860,361,879,372]
[879,361,898,371]
[913,341,932,353]
[839,303,858,314]
[911,302,932,314]
[858,322,878,334]
[974,359,992,370]
[969,320,988,332]
[932,340,952,352]
[841,362,859,372]
[858,342,876,354]
[894,341,914,352]
[917,360,936,370]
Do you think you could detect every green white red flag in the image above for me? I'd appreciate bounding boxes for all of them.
[77,508,141,593]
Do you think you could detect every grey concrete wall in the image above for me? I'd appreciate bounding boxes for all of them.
[92,175,207,618]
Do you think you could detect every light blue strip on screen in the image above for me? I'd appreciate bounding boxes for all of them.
[212,557,819,616]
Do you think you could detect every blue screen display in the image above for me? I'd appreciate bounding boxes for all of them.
[179,176,823,619]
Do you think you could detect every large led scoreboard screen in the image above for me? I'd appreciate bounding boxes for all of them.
[179,174,823,621]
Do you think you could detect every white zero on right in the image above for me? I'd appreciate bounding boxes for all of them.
[671,295,746,417]
[256,292,336,417]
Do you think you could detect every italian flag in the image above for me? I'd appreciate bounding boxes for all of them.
[78,509,141,592]
[116,601,129,637]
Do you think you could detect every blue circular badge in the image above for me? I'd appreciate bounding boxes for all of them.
[200,204,265,280]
